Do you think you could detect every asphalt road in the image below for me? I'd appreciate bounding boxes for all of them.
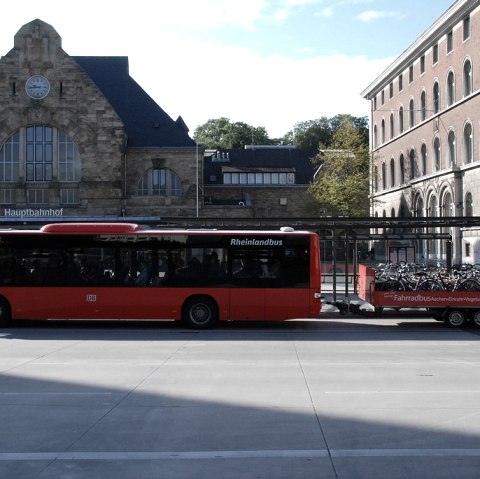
[0,313,479,479]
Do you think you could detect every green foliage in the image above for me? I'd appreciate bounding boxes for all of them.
[292,114,369,150]
[193,118,272,149]
[308,120,371,217]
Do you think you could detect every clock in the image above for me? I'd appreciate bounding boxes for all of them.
[25,75,50,99]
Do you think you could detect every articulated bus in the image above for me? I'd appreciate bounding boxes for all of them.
[0,223,322,328]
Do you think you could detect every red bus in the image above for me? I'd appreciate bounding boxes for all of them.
[0,223,322,328]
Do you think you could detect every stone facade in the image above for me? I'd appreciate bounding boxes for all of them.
[0,19,317,228]
[362,0,480,264]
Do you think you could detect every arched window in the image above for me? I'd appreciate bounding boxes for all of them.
[415,196,424,217]
[433,81,440,114]
[381,119,385,144]
[137,168,182,196]
[399,106,404,134]
[443,191,454,217]
[463,122,473,164]
[381,162,386,189]
[433,137,441,171]
[409,149,416,180]
[447,70,455,106]
[429,195,438,217]
[421,90,427,121]
[0,125,81,206]
[421,143,427,175]
[373,165,378,192]
[448,130,456,166]
[409,98,415,128]
[463,59,472,97]
[399,154,405,184]
[390,157,395,187]
[373,125,378,148]
[390,113,395,139]
[465,192,473,216]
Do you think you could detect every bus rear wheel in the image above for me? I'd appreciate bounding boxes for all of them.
[0,298,12,327]
[182,296,218,329]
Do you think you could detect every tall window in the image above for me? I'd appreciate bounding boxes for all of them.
[0,132,19,182]
[409,149,416,180]
[447,70,455,106]
[137,168,182,196]
[448,130,456,166]
[399,154,405,184]
[381,119,385,144]
[447,30,453,53]
[381,162,386,190]
[433,43,439,64]
[399,106,404,134]
[434,137,441,171]
[463,59,472,97]
[463,16,471,41]
[373,125,378,148]
[409,99,415,128]
[390,158,395,187]
[26,126,53,182]
[421,143,427,175]
[421,91,427,121]
[433,82,440,114]
[390,113,394,139]
[58,131,81,181]
[463,122,473,164]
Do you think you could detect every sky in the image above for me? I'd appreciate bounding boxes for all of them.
[2,0,455,138]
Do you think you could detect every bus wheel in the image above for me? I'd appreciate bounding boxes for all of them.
[472,311,480,328]
[0,298,12,327]
[445,309,465,328]
[182,296,218,329]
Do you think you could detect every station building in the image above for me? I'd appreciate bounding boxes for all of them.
[0,19,318,228]
[362,0,480,264]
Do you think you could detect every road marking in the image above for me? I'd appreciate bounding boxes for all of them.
[0,392,112,396]
[325,390,480,394]
[1,449,480,461]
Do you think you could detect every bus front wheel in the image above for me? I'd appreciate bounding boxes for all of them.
[182,296,218,329]
[0,298,12,327]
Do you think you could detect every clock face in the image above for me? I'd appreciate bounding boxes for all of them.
[25,75,50,99]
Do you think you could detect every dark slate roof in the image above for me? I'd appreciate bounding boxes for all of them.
[204,147,318,185]
[73,56,196,148]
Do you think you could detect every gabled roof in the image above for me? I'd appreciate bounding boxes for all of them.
[204,147,318,185]
[73,56,196,148]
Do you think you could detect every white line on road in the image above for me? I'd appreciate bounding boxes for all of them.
[1,449,480,461]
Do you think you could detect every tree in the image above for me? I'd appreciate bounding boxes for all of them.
[308,120,371,216]
[193,118,272,149]
[291,114,369,150]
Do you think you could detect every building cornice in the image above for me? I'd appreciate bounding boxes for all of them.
[361,0,480,99]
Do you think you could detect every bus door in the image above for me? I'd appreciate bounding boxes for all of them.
[229,249,266,320]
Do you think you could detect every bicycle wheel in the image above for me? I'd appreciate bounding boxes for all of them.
[455,278,480,292]
[380,280,404,292]
[417,279,444,291]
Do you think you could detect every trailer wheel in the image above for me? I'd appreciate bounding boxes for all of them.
[472,310,480,328]
[445,309,465,328]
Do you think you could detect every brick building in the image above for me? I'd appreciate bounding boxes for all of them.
[0,19,317,228]
[362,0,480,264]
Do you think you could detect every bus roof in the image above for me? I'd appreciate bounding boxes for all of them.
[2,223,314,236]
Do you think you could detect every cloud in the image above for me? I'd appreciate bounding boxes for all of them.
[135,35,393,137]
[355,10,405,22]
